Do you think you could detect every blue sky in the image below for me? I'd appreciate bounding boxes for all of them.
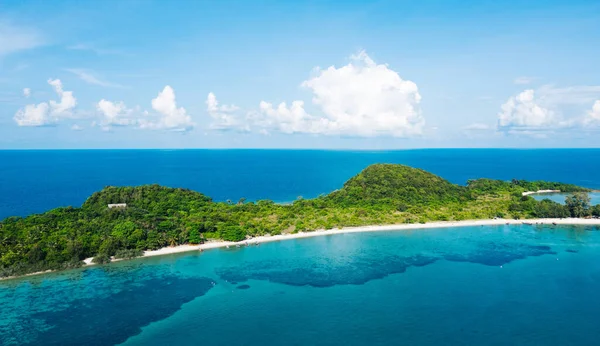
[1,0,599,149]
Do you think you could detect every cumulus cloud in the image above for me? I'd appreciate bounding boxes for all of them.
[96,99,136,128]
[139,86,193,131]
[498,90,555,130]
[23,88,30,98]
[47,79,77,115]
[71,124,83,131]
[253,100,328,134]
[241,51,424,137]
[206,92,240,130]
[585,100,600,125]
[14,103,50,126]
[497,86,600,134]
[14,79,77,126]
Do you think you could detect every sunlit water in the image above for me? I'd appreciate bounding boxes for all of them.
[2,224,600,346]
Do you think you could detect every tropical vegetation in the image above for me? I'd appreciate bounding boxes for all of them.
[1,164,597,278]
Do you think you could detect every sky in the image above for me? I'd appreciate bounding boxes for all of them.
[1,0,599,149]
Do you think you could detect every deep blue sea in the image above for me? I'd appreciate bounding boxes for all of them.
[1,149,600,219]
[2,149,600,346]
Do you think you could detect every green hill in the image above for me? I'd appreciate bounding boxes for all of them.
[324,164,472,207]
[82,184,212,214]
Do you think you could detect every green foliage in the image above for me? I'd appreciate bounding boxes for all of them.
[324,164,472,207]
[467,178,589,195]
[509,179,590,193]
[0,164,594,278]
[114,249,143,259]
[592,205,600,217]
[533,199,570,218]
[92,253,111,264]
[82,184,212,213]
[221,226,246,242]
[565,192,592,218]
[188,229,203,244]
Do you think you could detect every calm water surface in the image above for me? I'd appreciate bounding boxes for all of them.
[2,224,600,346]
[2,149,600,219]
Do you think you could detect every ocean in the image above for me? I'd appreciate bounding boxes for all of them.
[2,149,600,346]
[1,149,600,219]
[2,224,600,346]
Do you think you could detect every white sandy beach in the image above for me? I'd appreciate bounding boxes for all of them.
[136,217,600,259]
[4,218,600,281]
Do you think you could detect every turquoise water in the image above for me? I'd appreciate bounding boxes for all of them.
[3,224,600,346]
[532,192,600,205]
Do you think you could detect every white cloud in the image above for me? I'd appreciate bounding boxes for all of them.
[0,22,43,57]
[71,124,83,131]
[206,92,240,130]
[497,86,600,134]
[242,51,424,137]
[139,86,193,131]
[47,79,77,115]
[253,100,328,134]
[585,100,600,125]
[65,68,125,88]
[514,76,534,85]
[14,102,50,126]
[302,51,423,137]
[23,88,31,98]
[14,79,77,126]
[498,89,555,130]
[96,99,136,128]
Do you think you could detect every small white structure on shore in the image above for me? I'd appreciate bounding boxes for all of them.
[108,203,127,209]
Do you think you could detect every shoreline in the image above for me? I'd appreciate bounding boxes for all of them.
[3,218,600,282]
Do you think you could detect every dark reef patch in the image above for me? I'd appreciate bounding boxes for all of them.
[216,254,439,288]
[21,275,214,346]
[443,242,556,266]
[216,241,557,287]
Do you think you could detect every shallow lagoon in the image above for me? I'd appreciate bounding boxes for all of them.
[531,192,600,205]
[2,224,600,346]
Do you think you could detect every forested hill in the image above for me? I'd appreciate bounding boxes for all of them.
[83,185,212,213]
[324,164,472,207]
[1,164,597,278]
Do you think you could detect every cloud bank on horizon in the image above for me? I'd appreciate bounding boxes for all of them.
[15,51,427,137]
[15,50,599,139]
[2,0,600,148]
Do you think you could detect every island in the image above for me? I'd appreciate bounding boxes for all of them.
[1,163,599,279]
